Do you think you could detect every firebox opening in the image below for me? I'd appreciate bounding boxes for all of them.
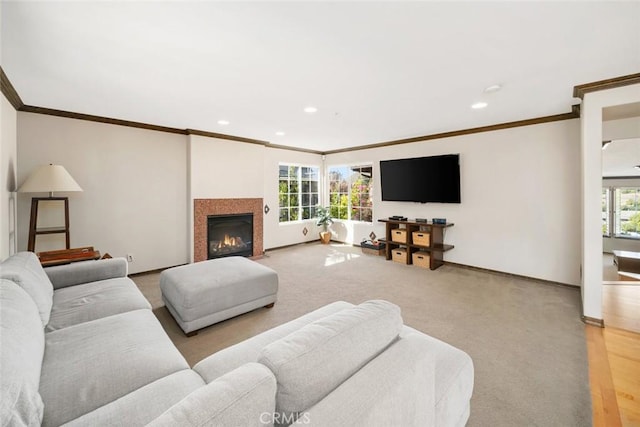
[207,213,253,259]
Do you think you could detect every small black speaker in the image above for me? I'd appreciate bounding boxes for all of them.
[432,218,447,224]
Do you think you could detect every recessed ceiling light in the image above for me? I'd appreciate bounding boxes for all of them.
[471,102,488,109]
[635,165,640,170]
[304,106,318,113]
[276,131,285,136]
[484,84,502,93]
[217,120,230,125]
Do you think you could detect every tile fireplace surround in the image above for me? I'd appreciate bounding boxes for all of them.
[193,198,263,262]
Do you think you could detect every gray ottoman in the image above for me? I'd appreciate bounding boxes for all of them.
[160,257,278,336]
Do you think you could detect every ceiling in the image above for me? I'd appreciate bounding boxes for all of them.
[2,1,639,152]
[602,138,640,178]
[602,102,640,178]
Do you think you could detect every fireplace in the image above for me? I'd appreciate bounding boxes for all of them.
[207,213,253,259]
[194,198,263,262]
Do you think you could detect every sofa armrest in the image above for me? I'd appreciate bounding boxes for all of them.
[45,258,128,289]
[147,363,277,427]
[294,333,436,427]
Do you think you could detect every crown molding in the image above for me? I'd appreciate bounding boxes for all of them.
[20,105,187,135]
[0,66,25,110]
[185,128,269,145]
[265,143,323,155]
[3,62,594,155]
[324,108,580,155]
[186,129,322,154]
[573,73,640,99]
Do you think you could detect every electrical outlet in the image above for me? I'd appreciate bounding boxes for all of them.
[127,254,134,263]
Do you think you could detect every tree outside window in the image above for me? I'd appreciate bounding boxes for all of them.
[279,165,319,223]
[602,188,610,236]
[328,165,373,222]
[615,187,640,237]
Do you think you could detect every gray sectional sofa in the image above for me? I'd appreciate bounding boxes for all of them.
[0,251,474,426]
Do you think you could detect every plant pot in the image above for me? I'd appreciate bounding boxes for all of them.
[319,231,332,244]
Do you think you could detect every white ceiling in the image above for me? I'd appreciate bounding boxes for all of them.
[2,1,639,152]
[602,138,640,177]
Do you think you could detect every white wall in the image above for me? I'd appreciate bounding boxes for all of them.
[602,177,640,254]
[187,135,265,262]
[13,107,586,288]
[189,135,265,199]
[581,83,640,321]
[262,147,322,249]
[600,114,640,258]
[603,116,640,141]
[17,112,189,273]
[326,119,582,285]
[187,134,322,258]
[1,93,17,260]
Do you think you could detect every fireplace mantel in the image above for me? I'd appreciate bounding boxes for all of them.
[194,198,263,262]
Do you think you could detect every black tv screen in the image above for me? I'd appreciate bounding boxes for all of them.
[380,154,461,203]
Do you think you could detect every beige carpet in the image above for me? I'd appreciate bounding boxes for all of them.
[132,242,591,427]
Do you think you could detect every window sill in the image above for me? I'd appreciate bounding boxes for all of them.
[612,234,640,241]
[278,219,316,226]
[331,219,374,225]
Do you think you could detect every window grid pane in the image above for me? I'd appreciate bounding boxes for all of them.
[279,164,319,223]
[328,165,373,223]
[614,187,640,238]
[602,188,610,236]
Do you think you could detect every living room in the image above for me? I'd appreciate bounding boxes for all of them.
[1,1,640,426]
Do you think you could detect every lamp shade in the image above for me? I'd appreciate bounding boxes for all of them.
[18,164,83,194]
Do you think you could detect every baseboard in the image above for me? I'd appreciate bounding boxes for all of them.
[342,245,579,289]
[582,316,605,328]
[264,240,321,253]
[444,261,579,290]
[128,263,186,277]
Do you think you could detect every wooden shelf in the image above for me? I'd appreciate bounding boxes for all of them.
[410,243,455,252]
[38,246,101,267]
[378,218,454,270]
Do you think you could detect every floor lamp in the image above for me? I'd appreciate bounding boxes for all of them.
[18,164,83,252]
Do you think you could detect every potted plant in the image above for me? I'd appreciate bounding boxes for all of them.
[316,206,334,244]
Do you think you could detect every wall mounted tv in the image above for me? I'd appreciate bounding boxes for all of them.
[379,154,461,203]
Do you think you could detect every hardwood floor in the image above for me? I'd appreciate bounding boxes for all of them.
[589,283,640,427]
[587,325,623,427]
[603,284,640,334]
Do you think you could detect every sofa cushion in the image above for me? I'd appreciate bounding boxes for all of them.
[46,277,151,331]
[148,363,276,427]
[45,257,128,289]
[295,334,436,427]
[257,300,402,418]
[40,309,190,427]
[0,251,54,326]
[401,326,475,426]
[193,301,353,383]
[63,369,205,427]
[0,279,45,426]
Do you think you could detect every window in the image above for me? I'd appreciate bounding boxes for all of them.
[328,165,373,222]
[279,165,319,223]
[615,187,640,238]
[602,188,610,236]
[602,185,640,239]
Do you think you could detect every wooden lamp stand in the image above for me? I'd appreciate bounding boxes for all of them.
[27,197,71,252]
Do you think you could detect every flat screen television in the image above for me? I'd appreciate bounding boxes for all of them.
[379,154,461,203]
